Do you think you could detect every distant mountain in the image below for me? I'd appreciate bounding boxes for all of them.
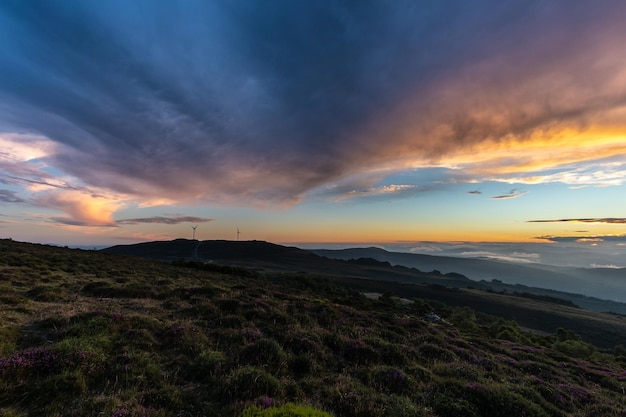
[102,240,626,314]
[312,247,626,305]
[102,239,478,288]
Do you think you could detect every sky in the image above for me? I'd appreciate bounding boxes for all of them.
[2,1,626,266]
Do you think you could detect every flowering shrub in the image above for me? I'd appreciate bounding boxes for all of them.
[0,347,78,376]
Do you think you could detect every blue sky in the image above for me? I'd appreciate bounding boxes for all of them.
[2,0,626,265]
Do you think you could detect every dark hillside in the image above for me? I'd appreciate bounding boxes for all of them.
[103,239,478,287]
[103,239,313,261]
[2,239,626,416]
[328,276,626,349]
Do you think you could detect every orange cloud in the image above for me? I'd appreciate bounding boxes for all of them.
[36,190,122,227]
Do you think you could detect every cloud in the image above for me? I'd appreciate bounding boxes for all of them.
[34,190,122,227]
[460,250,541,264]
[529,218,626,224]
[332,184,420,202]
[408,245,443,253]
[535,234,626,243]
[1,1,626,207]
[467,190,482,195]
[0,189,24,203]
[117,216,213,225]
[491,189,528,200]
[590,263,621,269]
[481,158,626,188]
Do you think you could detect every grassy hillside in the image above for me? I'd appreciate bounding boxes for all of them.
[1,239,626,416]
[104,240,626,348]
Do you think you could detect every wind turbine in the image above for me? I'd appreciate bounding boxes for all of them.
[192,225,198,240]
[237,226,240,241]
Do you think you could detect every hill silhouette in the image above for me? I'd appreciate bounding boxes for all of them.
[103,239,477,286]
[103,239,310,261]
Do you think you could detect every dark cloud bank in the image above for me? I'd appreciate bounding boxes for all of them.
[117,216,213,225]
[1,1,626,205]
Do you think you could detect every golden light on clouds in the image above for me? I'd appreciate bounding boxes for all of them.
[390,126,626,188]
[39,190,122,227]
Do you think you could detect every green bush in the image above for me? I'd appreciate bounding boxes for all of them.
[0,327,19,356]
[553,340,595,358]
[241,403,332,417]
[188,350,227,381]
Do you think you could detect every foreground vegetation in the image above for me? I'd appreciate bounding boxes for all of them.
[1,239,625,416]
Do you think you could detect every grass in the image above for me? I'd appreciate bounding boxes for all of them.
[1,239,626,416]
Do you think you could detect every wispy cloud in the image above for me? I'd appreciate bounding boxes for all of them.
[529,218,626,224]
[535,234,626,243]
[460,250,541,264]
[467,190,482,195]
[335,184,420,202]
[590,263,621,269]
[408,245,443,253]
[0,189,24,203]
[117,216,213,225]
[491,189,528,200]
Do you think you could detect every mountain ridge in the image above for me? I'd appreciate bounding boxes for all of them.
[102,239,626,315]
[312,247,626,305]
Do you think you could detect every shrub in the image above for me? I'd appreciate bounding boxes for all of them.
[188,350,227,381]
[224,366,282,401]
[239,338,287,372]
[417,343,456,363]
[360,366,412,395]
[462,382,550,417]
[381,395,426,417]
[0,327,19,356]
[240,403,333,417]
[489,319,525,343]
[553,340,595,359]
[40,369,88,398]
[285,333,321,355]
[431,393,479,417]
[341,339,379,365]
[326,375,386,417]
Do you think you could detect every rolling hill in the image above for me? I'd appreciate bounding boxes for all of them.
[101,239,626,346]
[2,238,626,416]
